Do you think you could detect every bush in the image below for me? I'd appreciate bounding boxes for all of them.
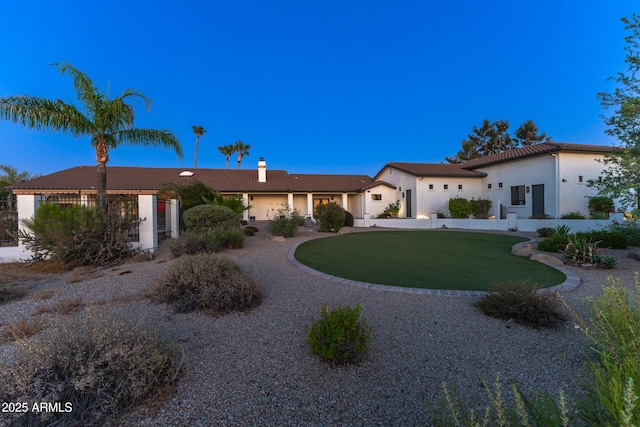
[291,209,307,226]
[537,227,555,237]
[377,201,401,218]
[153,253,261,313]
[268,206,299,237]
[562,236,602,265]
[588,196,615,215]
[610,224,640,246]
[0,309,184,427]
[183,204,239,232]
[597,255,617,269]
[561,211,586,219]
[437,211,446,218]
[244,227,256,236]
[470,197,492,218]
[221,227,246,249]
[158,181,217,211]
[448,197,472,219]
[554,224,572,236]
[474,281,565,328]
[344,210,354,227]
[168,229,224,256]
[315,202,346,232]
[576,230,628,249]
[537,234,570,252]
[306,303,372,365]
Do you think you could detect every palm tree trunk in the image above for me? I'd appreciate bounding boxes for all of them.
[96,162,108,212]
[237,154,242,169]
[225,156,229,169]
[194,136,200,169]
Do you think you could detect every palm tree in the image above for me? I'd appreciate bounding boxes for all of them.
[234,140,251,169]
[218,144,235,169]
[0,63,182,212]
[192,125,206,169]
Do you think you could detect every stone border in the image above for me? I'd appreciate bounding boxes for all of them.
[287,236,581,296]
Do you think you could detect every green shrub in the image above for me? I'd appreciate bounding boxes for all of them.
[470,197,492,218]
[474,281,565,328]
[576,230,628,249]
[306,303,372,365]
[537,227,555,237]
[243,227,256,236]
[221,227,246,249]
[268,206,299,237]
[167,229,224,256]
[437,211,446,219]
[561,211,586,219]
[153,253,261,313]
[448,197,472,219]
[575,276,640,426]
[0,309,184,427]
[588,196,615,214]
[377,201,401,218]
[245,225,259,233]
[203,191,251,215]
[598,255,617,269]
[610,224,640,246]
[158,181,216,210]
[291,209,307,226]
[554,224,572,236]
[315,202,346,232]
[344,210,354,227]
[537,234,570,252]
[183,204,239,232]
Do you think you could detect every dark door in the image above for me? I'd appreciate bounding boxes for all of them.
[532,184,544,218]
[405,189,412,217]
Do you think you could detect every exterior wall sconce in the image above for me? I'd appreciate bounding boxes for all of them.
[402,192,405,198]
[250,196,254,200]
[562,179,567,182]
[526,186,530,193]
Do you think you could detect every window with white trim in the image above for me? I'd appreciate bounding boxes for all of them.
[510,185,526,205]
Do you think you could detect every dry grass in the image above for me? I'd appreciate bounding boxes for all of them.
[0,284,27,304]
[34,297,84,316]
[33,288,57,300]
[0,317,43,343]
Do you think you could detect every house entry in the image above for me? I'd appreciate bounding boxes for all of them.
[405,189,412,217]
[532,184,544,217]
[313,198,330,208]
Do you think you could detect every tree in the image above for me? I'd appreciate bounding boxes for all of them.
[0,63,182,212]
[192,125,206,169]
[513,120,551,146]
[218,144,236,169]
[589,14,640,210]
[0,165,40,199]
[234,140,251,169]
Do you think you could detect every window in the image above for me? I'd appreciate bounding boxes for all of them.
[458,184,463,190]
[511,185,526,205]
[487,183,492,189]
[578,175,583,183]
[371,194,382,201]
[443,184,449,190]
[498,182,503,189]
[428,184,434,190]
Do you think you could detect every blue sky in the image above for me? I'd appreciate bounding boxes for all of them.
[0,1,636,177]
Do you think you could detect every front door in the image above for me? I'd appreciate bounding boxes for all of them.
[532,184,544,218]
[405,189,412,218]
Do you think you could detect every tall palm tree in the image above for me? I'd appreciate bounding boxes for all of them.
[234,140,251,169]
[218,144,235,169]
[192,125,206,169]
[0,63,182,212]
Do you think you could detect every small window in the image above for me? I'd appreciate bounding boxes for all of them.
[428,184,434,190]
[458,184,463,190]
[444,184,449,190]
[578,176,583,183]
[371,194,382,201]
[498,182,503,189]
[487,183,492,189]
[511,185,526,205]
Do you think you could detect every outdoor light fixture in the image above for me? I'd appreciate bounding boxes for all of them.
[526,186,530,193]
[402,192,405,198]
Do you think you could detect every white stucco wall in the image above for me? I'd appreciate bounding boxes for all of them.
[247,195,288,220]
[557,152,608,216]
[363,184,398,218]
[417,177,483,218]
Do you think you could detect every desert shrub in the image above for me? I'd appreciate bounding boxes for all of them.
[167,229,224,256]
[21,202,139,267]
[315,202,346,232]
[448,197,472,219]
[245,225,259,233]
[306,303,371,365]
[562,236,602,265]
[537,227,555,237]
[344,210,354,227]
[588,196,615,215]
[597,255,617,269]
[610,224,640,246]
[554,224,572,236]
[474,281,565,328]
[153,253,261,313]
[377,200,401,218]
[244,227,256,236]
[291,209,307,226]
[268,206,299,237]
[576,230,628,249]
[221,227,246,249]
[183,204,239,232]
[537,234,570,252]
[158,181,216,211]
[0,309,184,427]
[470,197,492,218]
[561,211,586,219]
[574,276,640,426]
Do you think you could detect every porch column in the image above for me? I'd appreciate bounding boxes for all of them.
[138,195,157,253]
[342,193,348,210]
[242,193,249,222]
[17,195,41,259]
[169,198,180,238]
[307,193,314,218]
[287,193,294,212]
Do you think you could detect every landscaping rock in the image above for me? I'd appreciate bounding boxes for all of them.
[530,253,564,266]
[338,226,352,235]
[511,243,536,257]
[265,234,286,242]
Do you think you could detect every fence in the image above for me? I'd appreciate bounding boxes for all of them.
[0,193,18,247]
[156,199,173,241]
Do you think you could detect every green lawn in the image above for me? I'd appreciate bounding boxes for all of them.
[294,231,566,291]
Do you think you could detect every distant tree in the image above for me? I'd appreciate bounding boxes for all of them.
[192,125,206,169]
[589,14,640,210]
[234,140,251,169]
[0,63,182,212]
[0,165,40,198]
[218,144,236,169]
[446,119,551,164]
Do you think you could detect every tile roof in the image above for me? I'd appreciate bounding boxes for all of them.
[9,166,378,194]
[460,142,614,169]
[375,162,487,179]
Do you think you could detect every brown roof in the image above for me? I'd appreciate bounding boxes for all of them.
[375,162,487,179]
[460,142,614,169]
[9,166,378,194]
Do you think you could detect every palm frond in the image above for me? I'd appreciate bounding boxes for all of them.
[52,62,101,110]
[0,96,92,135]
[116,128,183,159]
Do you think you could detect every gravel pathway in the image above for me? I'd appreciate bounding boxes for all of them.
[1,226,638,426]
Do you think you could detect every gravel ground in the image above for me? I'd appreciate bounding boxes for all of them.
[1,225,639,426]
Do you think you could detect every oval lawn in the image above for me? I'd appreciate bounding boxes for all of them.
[294,230,566,291]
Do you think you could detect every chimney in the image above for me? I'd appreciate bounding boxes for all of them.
[258,157,266,183]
